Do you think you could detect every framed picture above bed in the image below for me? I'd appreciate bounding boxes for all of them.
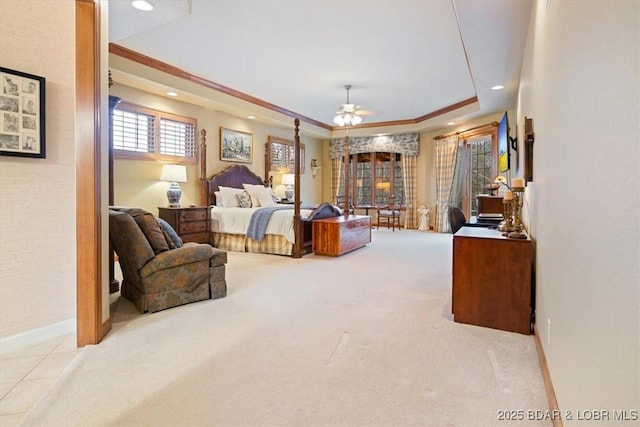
[0,67,46,159]
[220,127,252,163]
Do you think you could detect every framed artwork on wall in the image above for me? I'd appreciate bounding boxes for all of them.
[0,67,46,159]
[220,127,252,163]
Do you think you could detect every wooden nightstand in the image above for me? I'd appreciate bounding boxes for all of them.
[158,206,210,244]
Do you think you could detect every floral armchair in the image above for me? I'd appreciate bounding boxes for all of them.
[109,207,227,313]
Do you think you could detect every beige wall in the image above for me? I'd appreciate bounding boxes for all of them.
[0,1,77,338]
[519,1,639,419]
[110,84,324,213]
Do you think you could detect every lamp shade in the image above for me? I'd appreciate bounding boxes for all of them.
[282,173,295,186]
[160,164,187,183]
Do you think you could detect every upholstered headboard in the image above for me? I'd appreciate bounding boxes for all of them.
[204,165,267,206]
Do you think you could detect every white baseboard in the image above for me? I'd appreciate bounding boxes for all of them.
[0,319,76,356]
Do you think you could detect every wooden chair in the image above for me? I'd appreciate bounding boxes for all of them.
[377,196,401,231]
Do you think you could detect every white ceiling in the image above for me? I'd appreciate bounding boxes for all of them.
[108,0,532,136]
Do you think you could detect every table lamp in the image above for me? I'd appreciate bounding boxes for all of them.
[160,164,187,207]
[282,173,295,200]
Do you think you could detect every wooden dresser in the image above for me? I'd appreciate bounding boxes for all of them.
[158,206,210,244]
[452,227,533,334]
[312,215,371,256]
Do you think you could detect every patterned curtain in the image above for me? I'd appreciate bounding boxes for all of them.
[435,135,459,232]
[329,133,419,158]
[331,157,342,204]
[448,141,467,210]
[401,155,417,229]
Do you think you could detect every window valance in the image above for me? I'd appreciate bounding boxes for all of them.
[329,133,419,159]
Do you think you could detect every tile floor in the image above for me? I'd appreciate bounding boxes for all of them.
[0,264,124,426]
[0,333,81,426]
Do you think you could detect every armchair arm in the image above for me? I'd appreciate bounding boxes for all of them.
[139,244,214,278]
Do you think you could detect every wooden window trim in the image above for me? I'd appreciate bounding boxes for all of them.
[112,101,197,164]
[346,151,404,207]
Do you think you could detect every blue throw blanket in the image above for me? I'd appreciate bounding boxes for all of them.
[246,206,295,242]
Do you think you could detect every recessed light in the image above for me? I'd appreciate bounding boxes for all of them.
[447,122,455,126]
[247,115,255,120]
[166,91,178,97]
[131,0,154,11]
[491,85,504,91]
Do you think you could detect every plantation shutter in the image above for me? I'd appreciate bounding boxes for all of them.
[112,108,155,153]
[159,117,195,159]
[112,102,197,163]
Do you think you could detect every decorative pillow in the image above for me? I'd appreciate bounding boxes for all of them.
[130,210,170,254]
[243,183,272,207]
[157,217,183,248]
[214,191,223,207]
[257,190,277,207]
[236,190,252,208]
[219,186,245,208]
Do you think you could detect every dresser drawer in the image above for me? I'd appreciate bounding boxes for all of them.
[181,231,210,244]
[179,209,208,222]
[178,220,208,234]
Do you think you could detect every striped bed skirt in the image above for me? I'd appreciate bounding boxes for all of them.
[211,232,293,256]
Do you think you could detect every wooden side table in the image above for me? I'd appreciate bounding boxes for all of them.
[158,206,210,244]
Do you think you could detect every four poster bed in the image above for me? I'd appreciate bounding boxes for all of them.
[199,119,341,257]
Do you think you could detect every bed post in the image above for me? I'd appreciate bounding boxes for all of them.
[200,129,207,206]
[343,134,350,216]
[293,118,302,258]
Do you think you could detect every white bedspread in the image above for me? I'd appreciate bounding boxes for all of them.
[210,206,313,243]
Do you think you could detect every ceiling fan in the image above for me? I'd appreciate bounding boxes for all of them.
[333,85,372,127]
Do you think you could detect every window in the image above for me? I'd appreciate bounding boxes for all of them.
[112,102,197,163]
[341,152,404,206]
[468,135,493,216]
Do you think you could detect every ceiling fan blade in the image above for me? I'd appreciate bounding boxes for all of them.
[355,108,380,116]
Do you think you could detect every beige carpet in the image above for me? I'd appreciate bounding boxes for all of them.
[24,230,550,426]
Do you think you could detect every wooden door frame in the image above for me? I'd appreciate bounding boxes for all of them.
[76,0,110,346]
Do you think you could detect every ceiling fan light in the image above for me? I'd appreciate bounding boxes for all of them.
[333,85,364,127]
